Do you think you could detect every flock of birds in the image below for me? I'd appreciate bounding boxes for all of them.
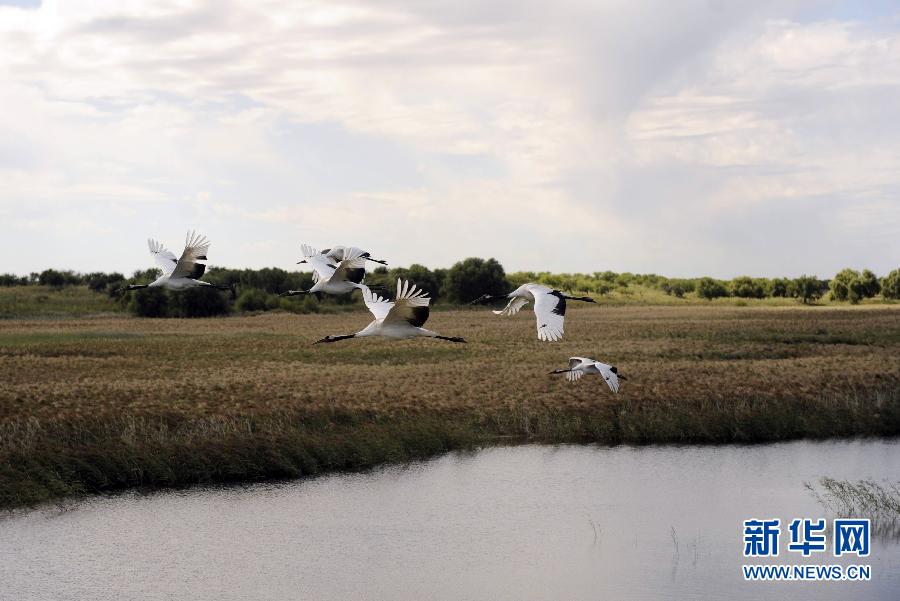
[124,231,626,393]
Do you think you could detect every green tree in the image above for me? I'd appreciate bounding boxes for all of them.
[697,277,729,300]
[131,268,163,284]
[0,274,28,286]
[235,288,275,312]
[170,287,231,317]
[881,268,900,300]
[859,269,881,298]
[38,269,66,288]
[443,258,508,304]
[730,276,766,299]
[770,277,791,297]
[661,279,691,298]
[128,288,169,317]
[829,268,860,302]
[390,264,441,299]
[85,272,124,292]
[793,275,825,304]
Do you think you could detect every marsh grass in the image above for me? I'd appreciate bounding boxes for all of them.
[0,286,122,319]
[1,305,899,508]
[806,478,900,518]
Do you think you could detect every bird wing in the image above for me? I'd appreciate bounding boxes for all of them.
[383,278,431,327]
[362,285,394,321]
[321,246,342,262]
[564,357,588,382]
[331,247,368,285]
[493,296,529,316]
[300,244,336,284]
[596,363,620,394]
[532,288,565,341]
[171,231,210,279]
[148,239,178,275]
[568,357,587,369]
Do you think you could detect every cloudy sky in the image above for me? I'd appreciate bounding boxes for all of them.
[1,0,898,278]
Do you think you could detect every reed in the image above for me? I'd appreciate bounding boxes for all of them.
[2,305,899,508]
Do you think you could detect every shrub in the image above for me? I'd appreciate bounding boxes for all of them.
[882,269,900,300]
[0,273,28,286]
[86,272,124,292]
[443,258,508,304]
[38,269,66,288]
[697,277,729,300]
[793,275,826,304]
[389,264,441,299]
[731,276,766,299]
[770,278,791,298]
[131,268,163,284]
[128,288,169,317]
[859,269,881,298]
[207,266,311,295]
[279,294,322,314]
[235,288,273,312]
[829,268,880,304]
[829,268,859,302]
[661,280,689,298]
[170,287,231,317]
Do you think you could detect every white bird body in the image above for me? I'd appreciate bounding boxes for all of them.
[315,279,465,344]
[551,357,625,393]
[128,231,229,292]
[147,274,210,290]
[477,283,595,342]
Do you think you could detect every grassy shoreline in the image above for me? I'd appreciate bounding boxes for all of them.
[2,305,899,509]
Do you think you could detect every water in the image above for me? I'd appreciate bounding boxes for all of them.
[2,439,899,600]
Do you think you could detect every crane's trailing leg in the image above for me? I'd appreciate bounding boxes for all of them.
[469,294,499,305]
[279,289,309,297]
[434,335,467,343]
[314,334,357,344]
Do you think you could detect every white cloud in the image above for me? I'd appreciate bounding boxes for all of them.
[0,0,898,278]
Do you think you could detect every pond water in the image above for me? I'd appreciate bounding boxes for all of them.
[2,439,899,600]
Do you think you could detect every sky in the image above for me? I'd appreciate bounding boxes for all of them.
[1,0,898,278]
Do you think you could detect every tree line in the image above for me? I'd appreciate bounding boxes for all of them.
[2,261,898,317]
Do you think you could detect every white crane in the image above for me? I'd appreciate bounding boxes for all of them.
[470,283,596,341]
[281,245,385,297]
[124,231,232,292]
[550,357,626,393]
[314,279,466,344]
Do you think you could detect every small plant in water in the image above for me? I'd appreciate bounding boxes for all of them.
[806,477,900,518]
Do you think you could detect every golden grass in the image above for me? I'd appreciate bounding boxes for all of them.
[1,304,899,507]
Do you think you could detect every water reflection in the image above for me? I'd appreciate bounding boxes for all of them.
[1,439,899,601]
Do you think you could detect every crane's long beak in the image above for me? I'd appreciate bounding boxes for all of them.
[367,257,388,265]
[296,259,307,264]
[548,368,571,374]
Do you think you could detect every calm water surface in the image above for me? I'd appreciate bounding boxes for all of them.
[2,439,899,600]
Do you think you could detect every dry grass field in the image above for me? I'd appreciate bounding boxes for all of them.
[2,304,899,508]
